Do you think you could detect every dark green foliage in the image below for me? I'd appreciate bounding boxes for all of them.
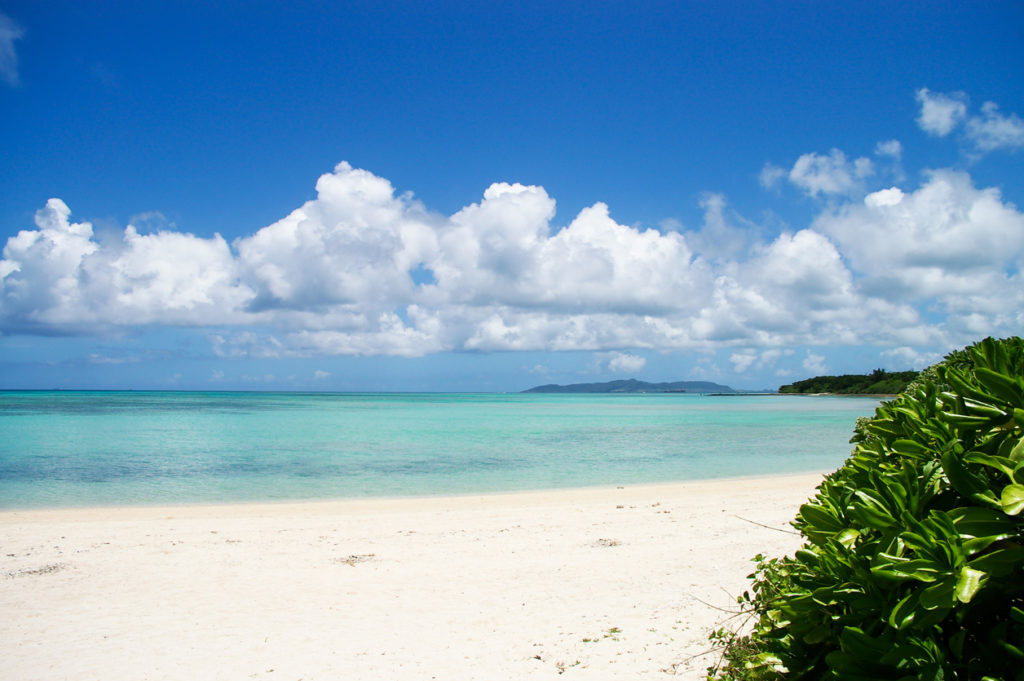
[779,370,919,395]
[710,337,1024,681]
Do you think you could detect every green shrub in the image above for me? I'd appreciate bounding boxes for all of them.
[709,337,1024,681]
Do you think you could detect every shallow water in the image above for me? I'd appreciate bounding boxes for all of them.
[0,391,881,508]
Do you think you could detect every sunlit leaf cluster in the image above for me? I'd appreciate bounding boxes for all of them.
[710,337,1024,681]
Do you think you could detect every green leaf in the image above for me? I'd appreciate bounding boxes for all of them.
[979,336,1002,369]
[888,591,921,630]
[969,546,1024,577]
[867,420,901,438]
[945,370,999,406]
[841,626,892,658]
[942,412,993,428]
[954,566,987,603]
[901,528,949,565]
[886,486,911,516]
[941,445,1000,507]
[924,509,958,541]
[870,557,943,582]
[1000,483,1024,515]
[891,438,930,459]
[835,527,860,549]
[962,398,1011,418]
[974,367,1024,406]
[920,577,955,610]
[802,623,831,644]
[848,505,897,531]
[848,491,898,530]
[964,451,1016,477]
[794,548,820,566]
[963,533,1015,555]
[949,506,1016,538]
[798,503,845,532]
[999,640,1024,660]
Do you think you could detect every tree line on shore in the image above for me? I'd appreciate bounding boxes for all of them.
[779,368,919,395]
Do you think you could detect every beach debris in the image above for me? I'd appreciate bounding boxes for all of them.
[554,659,581,674]
[334,553,375,566]
[591,538,621,548]
[5,562,66,578]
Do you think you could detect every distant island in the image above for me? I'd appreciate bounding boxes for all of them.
[522,378,736,394]
[778,369,918,395]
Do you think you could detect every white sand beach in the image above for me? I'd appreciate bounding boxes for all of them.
[1,473,822,681]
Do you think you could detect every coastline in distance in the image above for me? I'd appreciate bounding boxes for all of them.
[521,378,736,394]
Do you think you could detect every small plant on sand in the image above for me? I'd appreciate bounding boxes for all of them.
[708,337,1024,681]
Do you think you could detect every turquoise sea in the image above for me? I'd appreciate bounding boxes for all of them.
[0,391,882,509]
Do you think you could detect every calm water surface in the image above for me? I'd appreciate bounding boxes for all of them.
[0,391,881,509]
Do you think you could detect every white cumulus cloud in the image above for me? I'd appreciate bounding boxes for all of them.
[0,198,253,332]
[759,163,787,189]
[916,88,1024,154]
[815,170,1024,294]
[729,350,757,373]
[603,351,647,373]
[965,101,1024,152]
[874,139,903,160]
[3,149,1023,361]
[787,149,874,197]
[802,352,827,375]
[814,170,1024,342]
[731,347,790,374]
[881,346,943,370]
[685,193,758,261]
[236,162,437,312]
[916,88,968,137]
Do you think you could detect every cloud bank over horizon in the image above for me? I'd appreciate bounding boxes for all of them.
[2,91,1022,373]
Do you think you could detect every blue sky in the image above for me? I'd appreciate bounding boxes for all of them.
[1,1,1023,392]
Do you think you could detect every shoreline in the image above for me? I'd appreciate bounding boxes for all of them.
[0,469,829,516]
[2,472,823,680]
